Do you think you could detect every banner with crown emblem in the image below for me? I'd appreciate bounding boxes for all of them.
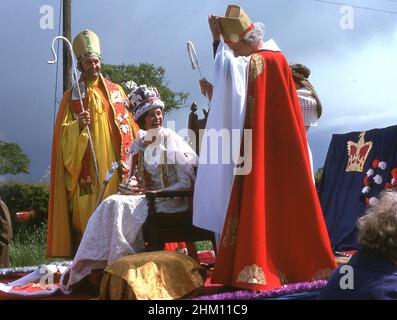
[318,125,397,252]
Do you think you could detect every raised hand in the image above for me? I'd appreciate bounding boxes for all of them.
[208,15,221,41]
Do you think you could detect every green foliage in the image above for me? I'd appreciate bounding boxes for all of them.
[102,63,189,113]
[0,182,52,266]
[195,241,214,251]
[0,182,49,238]
[0,182,49,216]
[315,167,324,189]
[9,221,54,267]
[0,141,30,175]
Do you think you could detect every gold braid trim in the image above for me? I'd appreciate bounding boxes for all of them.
[137,151,145,186]
[222,215,239,247]
[160,138,170,188]
[249,54,266,83]
[236,264,267,285]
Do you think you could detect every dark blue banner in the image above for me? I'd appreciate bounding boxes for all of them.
[318,125,397,252]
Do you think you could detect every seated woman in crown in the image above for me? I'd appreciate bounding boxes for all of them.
[61,83,198,292]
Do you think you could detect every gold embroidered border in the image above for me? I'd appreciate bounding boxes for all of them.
[249,54,265,83]
[246,95,255,128]
[221,216,239,247]
[236,264,267,285]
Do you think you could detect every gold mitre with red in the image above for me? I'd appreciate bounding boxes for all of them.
[72,29,102,61]
[219,5,254,44]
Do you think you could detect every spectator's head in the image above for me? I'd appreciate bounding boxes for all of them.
[357,191,397,265]
[290,63,311,89]
[290,63,323,119]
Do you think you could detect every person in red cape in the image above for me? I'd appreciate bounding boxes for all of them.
[194,5,336,291]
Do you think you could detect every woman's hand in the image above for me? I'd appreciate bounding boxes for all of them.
[129,184,145,195]
[119,177,145,195]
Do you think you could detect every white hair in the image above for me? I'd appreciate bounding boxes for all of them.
[243,22,265,45]
[358,191,397,262]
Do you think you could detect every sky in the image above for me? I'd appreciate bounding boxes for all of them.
[1,0,397,181]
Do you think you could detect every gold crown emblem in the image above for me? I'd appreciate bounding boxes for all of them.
[346,132,373,172]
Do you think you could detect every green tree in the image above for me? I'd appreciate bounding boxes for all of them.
[314,167,323,189]
[0,141,30,175]
[102,63,189,113]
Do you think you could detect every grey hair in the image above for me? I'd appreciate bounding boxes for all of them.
[357,191,397,262]
[242,22,265,45]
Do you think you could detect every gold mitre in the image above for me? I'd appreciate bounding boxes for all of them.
[72,29,102,61]
[219,5,254,44]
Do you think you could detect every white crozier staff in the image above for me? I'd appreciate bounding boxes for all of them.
[47,36,101,185]
[187,41,211,107]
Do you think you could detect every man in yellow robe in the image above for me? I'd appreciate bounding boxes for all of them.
[47,30,139,257]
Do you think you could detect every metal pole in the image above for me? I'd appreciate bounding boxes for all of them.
[63,0,72,92]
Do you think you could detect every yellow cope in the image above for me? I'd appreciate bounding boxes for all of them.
[61,78,123,234]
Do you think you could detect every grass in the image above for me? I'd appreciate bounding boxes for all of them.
[7,221,214,268]
[195,241,214,252]
[8,221,56,267]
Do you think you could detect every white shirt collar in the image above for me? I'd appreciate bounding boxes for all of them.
[258,38,281,52]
